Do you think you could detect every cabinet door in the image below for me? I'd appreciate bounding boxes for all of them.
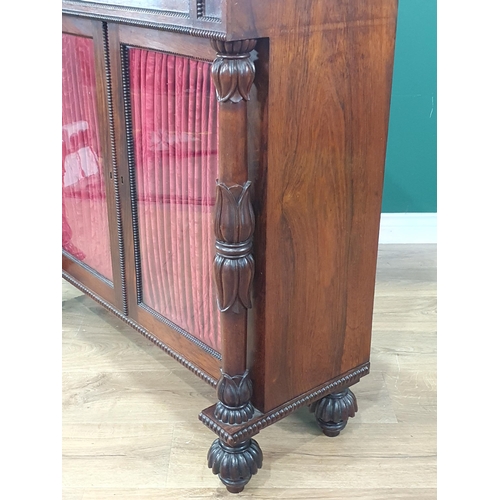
[108,24,222,379]
[62,17,124,309]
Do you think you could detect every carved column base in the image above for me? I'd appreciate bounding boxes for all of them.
[214,370,255,425]
[207,438,263,493]
[214,401,255,425]
[310,388,358,437]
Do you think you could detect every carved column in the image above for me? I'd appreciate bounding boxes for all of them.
[206,38,263,494]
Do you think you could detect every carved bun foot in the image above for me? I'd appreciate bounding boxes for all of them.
[207,438,263,493]
[310,388,358,437]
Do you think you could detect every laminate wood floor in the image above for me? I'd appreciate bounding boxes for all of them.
[62,244,437,499]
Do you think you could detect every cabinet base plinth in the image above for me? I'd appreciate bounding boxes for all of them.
[200,363,368,446]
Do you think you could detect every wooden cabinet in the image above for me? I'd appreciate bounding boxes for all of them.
[62,0,398,492]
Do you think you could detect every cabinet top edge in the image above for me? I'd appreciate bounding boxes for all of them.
[62,0,228,40]
[62,0,399,42]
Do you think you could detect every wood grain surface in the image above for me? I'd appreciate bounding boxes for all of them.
[245,0,398,412]
[62,244,436,499]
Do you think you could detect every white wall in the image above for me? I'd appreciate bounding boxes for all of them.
[379,213,437,244]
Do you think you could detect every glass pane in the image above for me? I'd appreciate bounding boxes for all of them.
[62,33,113,281]
[129,48,221,351]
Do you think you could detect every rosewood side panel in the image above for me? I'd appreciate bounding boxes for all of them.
[247,0,399,412]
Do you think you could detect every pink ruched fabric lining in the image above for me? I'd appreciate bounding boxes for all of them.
[62,34,113,281]
[129,48,221,351]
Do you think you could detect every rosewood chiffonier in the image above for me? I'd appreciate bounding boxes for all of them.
[62,0,398,492]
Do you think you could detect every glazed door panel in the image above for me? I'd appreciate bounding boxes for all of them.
[126,47,221,351]
[108,24,222,379]
[62,17,123,309]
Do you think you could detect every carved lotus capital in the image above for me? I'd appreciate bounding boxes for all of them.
[210,39,257,103]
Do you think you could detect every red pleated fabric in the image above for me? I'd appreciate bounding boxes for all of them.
[129,48,221,351]
[62,34,113,281]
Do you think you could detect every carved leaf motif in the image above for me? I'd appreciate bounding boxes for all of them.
[214,370,255,424]
[236,185,254,242]
[211,57,255,103]
[215,183,238,243]
[217,371,253,407]
[214,182,254,243]
[211,39,257,102]
[237,255,254,309]
[213,181,255,312]
[214,255,238,312]
[220,375,239,407]
[213,255,254,312]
